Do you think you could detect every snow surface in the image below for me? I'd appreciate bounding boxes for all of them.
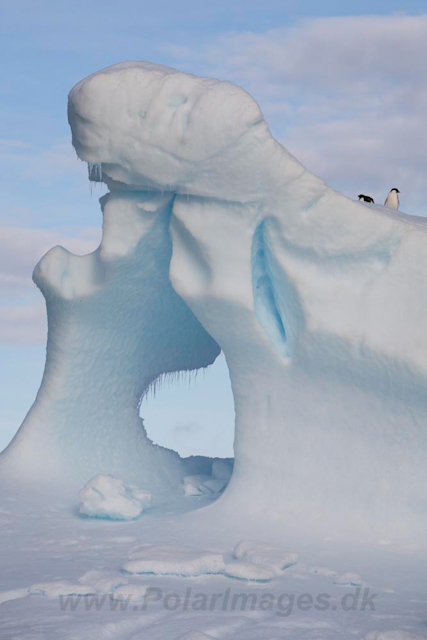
[366,633,427,640]
[1,60,427,638]
[1,500,427,639]
[223,561,276,582]
[78,568,129,592]
[111,584,149,603]
[212,459,233,482]
[0,588,29,605]
[233,540,298,575]
[29,581,97,597]
[174,633,215,640]
[78,474,152,520]
[183,474,228,496]
[183,459,233,496]
[334,572,364,587]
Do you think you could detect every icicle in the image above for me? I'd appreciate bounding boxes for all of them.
[87,162,103,183]
[140,366,204,404]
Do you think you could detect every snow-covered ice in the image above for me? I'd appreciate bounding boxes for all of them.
[2,60,427,543]
[306,566,339,579]
[212,459,233,482]
[174,633,215,640]
[183,474,228,497]
[78,474,152,520]
[123,545,226,577]
[183,459,233,495]
[2,502,427,640]
[0,190,219,497]
[183,475,212,496]
[29,581,97,597]
[223,561,276,582]
[234,540,298,575]
[365,633,427,640]
[202,478,228,493]
[78,569,129,593]
[1,59,427,639]
[334,571,364,587]
[111,583,149,603]
[0,588,29,605]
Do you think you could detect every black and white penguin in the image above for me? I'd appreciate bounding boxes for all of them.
[358,194,375,203]
[384,188,400,210]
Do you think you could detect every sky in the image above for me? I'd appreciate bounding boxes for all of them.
[1,0,426,455]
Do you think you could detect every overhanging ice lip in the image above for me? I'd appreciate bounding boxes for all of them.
[68,61,270,198]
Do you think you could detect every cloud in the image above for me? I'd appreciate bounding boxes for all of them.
[0,225,100,291]
[0,225,100,343]
[0,136,87,186]
[0,139,32,149]
[0,133,106,234]
[173,422,199,435]
[200,15,427,87]
[0,134,105,343]
[0,132,104,344]
[0,303,47,344]
[166,13,427,211]
[3,13,427,344]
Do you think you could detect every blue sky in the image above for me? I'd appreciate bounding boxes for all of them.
[1,0,427,454]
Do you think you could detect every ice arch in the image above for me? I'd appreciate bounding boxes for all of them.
[2,61,427,541]
[0,190,220,495]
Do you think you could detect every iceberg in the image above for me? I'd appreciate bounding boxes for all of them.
[2,61,427,542]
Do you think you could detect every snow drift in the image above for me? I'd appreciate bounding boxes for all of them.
[2,61,427,541]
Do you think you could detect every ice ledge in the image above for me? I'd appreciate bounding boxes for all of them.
[68,61,304,201]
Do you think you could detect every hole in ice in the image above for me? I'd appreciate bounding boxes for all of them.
[169,95,188,109]
[141,353,234,459]
[252,222,289,358]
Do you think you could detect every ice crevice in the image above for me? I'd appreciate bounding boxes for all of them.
[252,221,289,359]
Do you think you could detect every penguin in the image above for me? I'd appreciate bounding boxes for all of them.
[384,188,400,210]
[358,194,375,203]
